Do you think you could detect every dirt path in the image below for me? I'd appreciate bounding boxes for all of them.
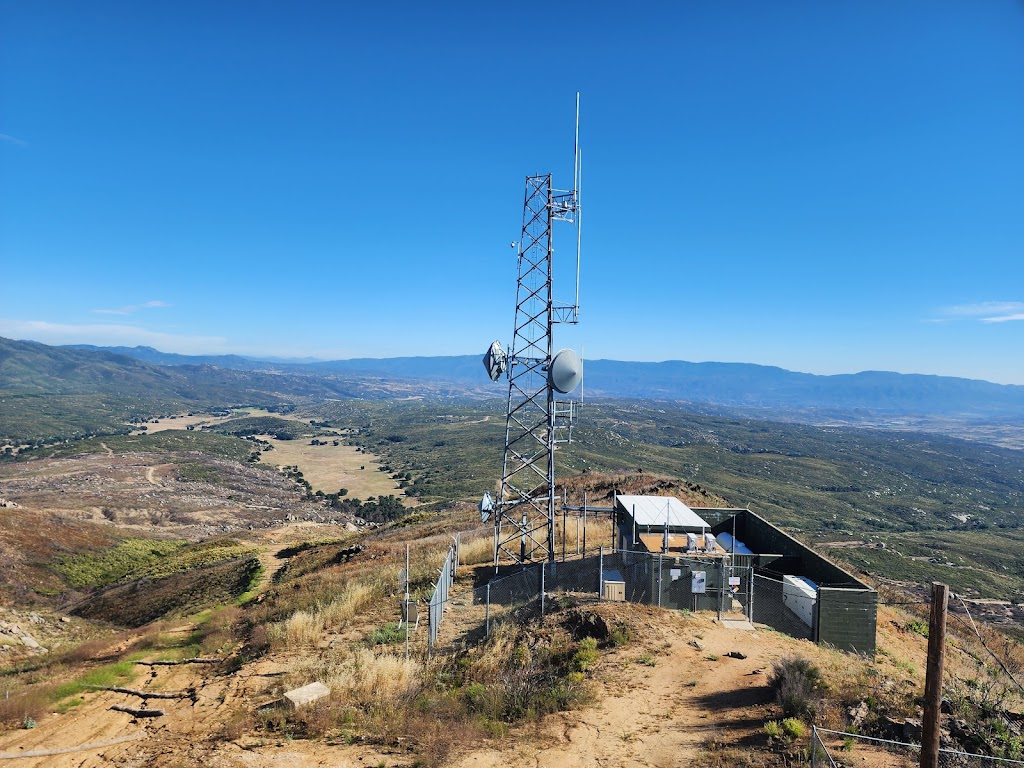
[98,442,113,456]
[449,609,782,768]
[254,546,291,592]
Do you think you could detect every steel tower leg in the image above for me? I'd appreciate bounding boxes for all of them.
[495,175,555,565]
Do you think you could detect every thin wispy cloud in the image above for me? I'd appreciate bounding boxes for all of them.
[940,301,1024,324]
[0,319,226,355]
[982,313,1024,324]
[93,299,172,316]
[0,133,28,147]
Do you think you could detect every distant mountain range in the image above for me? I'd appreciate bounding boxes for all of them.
[0,338,376,402]
[45,340,1024,420]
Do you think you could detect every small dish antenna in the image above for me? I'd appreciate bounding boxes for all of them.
[483,340,507,382]
[548,348,583,394]
[479,491,494,523]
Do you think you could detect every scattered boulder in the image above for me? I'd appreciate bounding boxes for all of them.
[566,609,610,641]
[902,717,922,742]
[689,639,704,651]
[848,701,869,727]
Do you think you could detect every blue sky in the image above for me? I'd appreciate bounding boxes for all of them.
[2,2,1023,383]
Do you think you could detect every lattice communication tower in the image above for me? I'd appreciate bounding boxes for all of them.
[481,95,583,566]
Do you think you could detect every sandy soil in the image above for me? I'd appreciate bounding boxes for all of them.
[139,409,275,435]
[0,598,925,768]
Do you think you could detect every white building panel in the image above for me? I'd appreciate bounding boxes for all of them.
[783,575,818,629]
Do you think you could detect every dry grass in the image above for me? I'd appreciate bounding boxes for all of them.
[0,684,55,729]
[134,408,400,499]
[276,581,376,647]
[459,533,493,567]
[260,437,402,498]
[138,408,276,434]
[321,648,422,708]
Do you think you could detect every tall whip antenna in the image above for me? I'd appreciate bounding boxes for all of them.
[574,93,582,318]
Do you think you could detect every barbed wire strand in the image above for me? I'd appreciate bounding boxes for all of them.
[952,594,1024,696]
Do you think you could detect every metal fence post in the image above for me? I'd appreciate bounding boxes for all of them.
[657,550,663,608]
[598,545,604,600]
[717,560,724,619]
[811,726,817,768]
[749,565,757,626]
[485,583,490,636]
[541,563,546,617]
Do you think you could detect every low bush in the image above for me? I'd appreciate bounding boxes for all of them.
[781,717,805,740]
[769,656,824,720]
[571,637,599,672]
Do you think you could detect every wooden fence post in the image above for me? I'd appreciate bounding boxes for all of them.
[921,582,949,768]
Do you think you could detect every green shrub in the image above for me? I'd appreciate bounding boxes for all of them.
[55,539,183,587]
[765,717,804,744]
[781,718,804,740]
[571,637,599,672]
[609,621,631,646]
[906,620,928,637]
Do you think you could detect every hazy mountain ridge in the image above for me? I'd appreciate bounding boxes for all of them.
[57,341,1024,419]
[0,338,482,444]
[65,344,264,371]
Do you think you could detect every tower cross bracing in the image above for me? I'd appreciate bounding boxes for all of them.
[495,172,579,565]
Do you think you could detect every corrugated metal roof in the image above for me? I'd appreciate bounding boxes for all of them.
[616,495,711,530]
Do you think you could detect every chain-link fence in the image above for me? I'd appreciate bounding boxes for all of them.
[454,548,760,641]
[811,726,1024,768]
[426,535,459,652]
[436,547,875,651]
[599,550,753,617]
[752,571,816,641]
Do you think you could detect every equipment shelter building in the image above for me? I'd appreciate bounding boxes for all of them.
[613,495,877,654]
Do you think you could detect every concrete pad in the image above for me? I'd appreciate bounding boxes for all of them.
[721,618,756,631]
[284,681,331,709]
